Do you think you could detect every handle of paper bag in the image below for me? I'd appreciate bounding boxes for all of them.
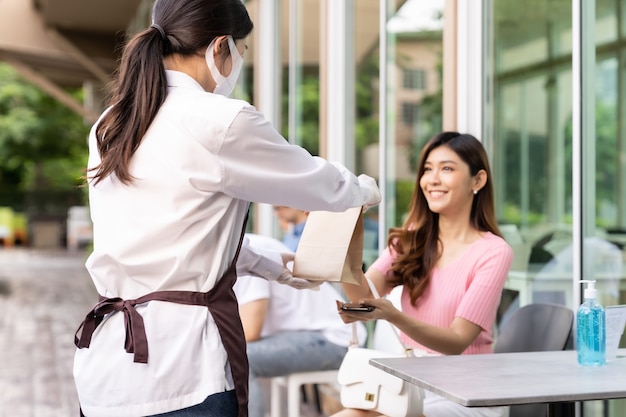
[349,277,414,358]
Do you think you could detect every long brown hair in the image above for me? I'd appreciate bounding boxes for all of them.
[89,0,253,185]
[387,132,501,305]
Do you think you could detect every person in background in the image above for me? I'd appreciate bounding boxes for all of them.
[72,0,380,416]
[273,206,309,251]
[332,132,513,417]
[235,233,367,417]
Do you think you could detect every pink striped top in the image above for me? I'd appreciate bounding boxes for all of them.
[370,231,513,355]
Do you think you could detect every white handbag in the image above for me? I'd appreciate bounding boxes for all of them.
[337,346,424,417]
[337,279,425,417]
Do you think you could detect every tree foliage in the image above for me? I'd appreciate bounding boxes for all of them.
[280,51,380,157]
[0,63,89,193]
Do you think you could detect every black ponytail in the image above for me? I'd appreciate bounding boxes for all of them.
[90,0,253,185]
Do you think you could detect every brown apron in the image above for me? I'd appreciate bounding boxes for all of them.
[75,218,249,417]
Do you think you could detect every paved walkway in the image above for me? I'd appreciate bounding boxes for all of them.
[0,248,97,417]
[0,248,333,417]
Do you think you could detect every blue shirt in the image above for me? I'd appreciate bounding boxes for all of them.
[282,221,306,251]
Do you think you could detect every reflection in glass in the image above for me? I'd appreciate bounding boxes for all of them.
[380,0,443,240]
[491,0,575,303]
[489,1,626,414]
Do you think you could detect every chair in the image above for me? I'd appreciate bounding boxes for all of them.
[499,224,530,272]
[494,303,574,417]
[269,286,405,417]
[270,370,340,417]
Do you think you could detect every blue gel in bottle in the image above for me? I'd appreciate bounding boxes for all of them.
[576,280,606,366]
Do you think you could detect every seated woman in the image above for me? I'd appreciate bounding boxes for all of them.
[333,132,513,417]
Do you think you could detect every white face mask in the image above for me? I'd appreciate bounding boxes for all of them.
[205,36,243,97]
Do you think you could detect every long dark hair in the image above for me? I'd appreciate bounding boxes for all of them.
[90,0,253,185]
[387,132,501,305]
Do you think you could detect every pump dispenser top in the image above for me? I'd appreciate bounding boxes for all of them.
[581,280,597,300]
[580,279,598,300]
[576,280,606,366]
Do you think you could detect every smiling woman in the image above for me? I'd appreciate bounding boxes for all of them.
[332,132,513,417]
[389,132,502,303]
[420,145,486,220]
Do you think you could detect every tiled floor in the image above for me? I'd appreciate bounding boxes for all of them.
[0,248,96,417]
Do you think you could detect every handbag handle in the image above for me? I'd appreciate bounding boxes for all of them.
[349,277,414,358]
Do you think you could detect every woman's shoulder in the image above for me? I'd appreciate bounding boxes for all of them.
[160,90,252,138]
[473,232,513,256]
[170,89,249,113]
[481,231,510,245]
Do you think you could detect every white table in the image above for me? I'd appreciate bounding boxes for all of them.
[370,350,626,416]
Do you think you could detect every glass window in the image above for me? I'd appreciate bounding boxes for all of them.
[281,0,320,155]
[487,1,626,414]
[489,0,574,310]
[379,0,444,242]
[401,102,419,125]
[403,68,426,90]
[590,14,626,416]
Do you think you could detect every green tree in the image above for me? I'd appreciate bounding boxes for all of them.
[281,74,322,155]
[280,52,380,157]
[0,63,89,197]
[562,101,618,228]
[354,50,380,152]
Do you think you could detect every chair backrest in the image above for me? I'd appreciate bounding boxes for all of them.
[494,303,574,354]
[499,224,530,272]
[494,303,574,417]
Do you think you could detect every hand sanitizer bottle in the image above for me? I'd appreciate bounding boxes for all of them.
[576,280,606,366]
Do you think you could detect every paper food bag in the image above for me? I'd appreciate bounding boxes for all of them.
[292,206,364,285]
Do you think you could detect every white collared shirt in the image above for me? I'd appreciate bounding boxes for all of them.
[74,70,374,417]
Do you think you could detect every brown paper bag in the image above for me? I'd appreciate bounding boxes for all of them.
[292,206,364,285]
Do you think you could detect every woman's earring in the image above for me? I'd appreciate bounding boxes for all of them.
[473,190,478,195]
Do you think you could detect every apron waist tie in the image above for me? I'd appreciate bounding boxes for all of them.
[74,290,208,363]
[75,209,250,416]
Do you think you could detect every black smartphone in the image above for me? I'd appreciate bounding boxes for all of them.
[341,303,375,312]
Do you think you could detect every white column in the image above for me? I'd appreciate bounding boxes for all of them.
[324,0,355,168]
[571,8,583,415]
[255,0,281,236]
[378,0,389,254]
[572,0,597,323]
[456,0,483,138]
[288,0,301,146]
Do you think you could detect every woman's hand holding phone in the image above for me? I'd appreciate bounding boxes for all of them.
[338,301,375,312]
[336,300,377,324]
